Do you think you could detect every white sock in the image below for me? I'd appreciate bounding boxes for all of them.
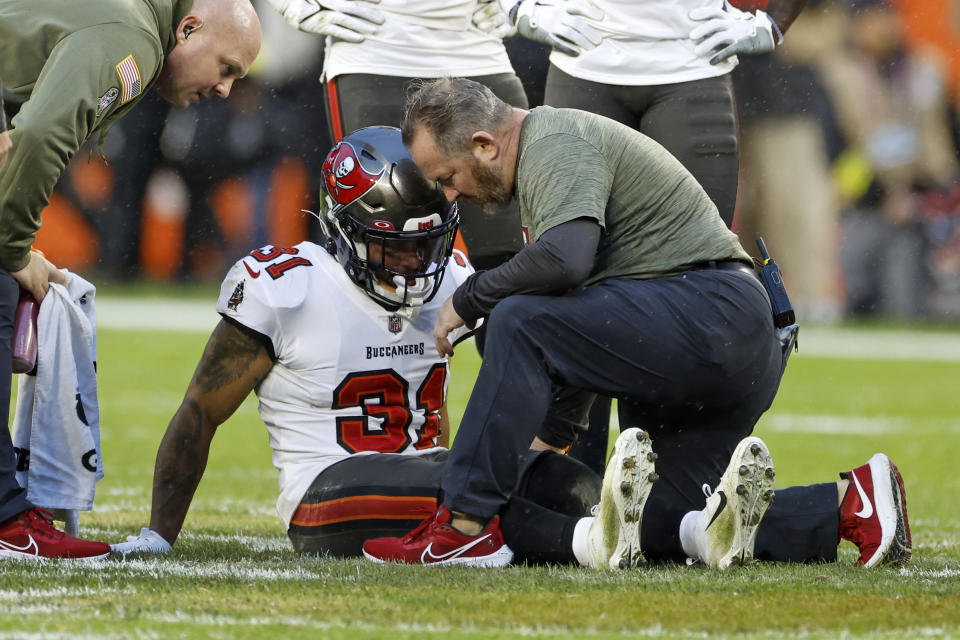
[571,517,593,567]
[679,509,704,560]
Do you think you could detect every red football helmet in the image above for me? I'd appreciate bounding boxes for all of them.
[318,126,459,311]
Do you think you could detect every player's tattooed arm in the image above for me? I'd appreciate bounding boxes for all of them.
[149,319,273,544]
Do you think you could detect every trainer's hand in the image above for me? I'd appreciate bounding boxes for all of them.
[264,0,384,42]
[111,527,173,557]
[11,251,67,302]
[689,2,778,65]
[434,296,466,358]
[473,0,515,38]
[513,0,604,57]
[0,131,11,168]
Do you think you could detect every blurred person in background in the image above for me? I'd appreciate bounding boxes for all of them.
[0,0,261,560]
[733,1,846,324]
[97,93,173,281]
[168,77,278,279]
[151,5,330,281]
[886,0,960,167]
[500,0,812,474]
[503,35,551,109]
[820,0,959,318]
[264,0,528,273]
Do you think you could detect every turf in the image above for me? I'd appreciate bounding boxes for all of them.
[2,322,958,639]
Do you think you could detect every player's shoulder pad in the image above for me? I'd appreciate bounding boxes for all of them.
[217,242,321,317]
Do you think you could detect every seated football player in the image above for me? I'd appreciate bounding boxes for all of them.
[110,127,619,564]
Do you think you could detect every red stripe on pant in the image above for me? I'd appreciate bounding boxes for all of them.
[291,494,438,527]
[326,78,344,142]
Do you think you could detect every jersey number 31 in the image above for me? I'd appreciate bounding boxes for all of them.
[332,364,446,454]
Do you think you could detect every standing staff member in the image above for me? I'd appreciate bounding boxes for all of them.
[0,0,261,560]
[264,0,527,272]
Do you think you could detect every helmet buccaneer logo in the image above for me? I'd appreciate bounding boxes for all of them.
[323,141,384,205]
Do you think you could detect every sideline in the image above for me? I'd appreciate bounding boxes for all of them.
[95,298,960,362]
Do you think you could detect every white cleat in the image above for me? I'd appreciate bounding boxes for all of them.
[586,428,658,570]
[696,436,776,569]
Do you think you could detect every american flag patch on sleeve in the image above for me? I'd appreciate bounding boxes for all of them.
[115,55,142,104]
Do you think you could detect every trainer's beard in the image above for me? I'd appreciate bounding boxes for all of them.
[465,161,512,213]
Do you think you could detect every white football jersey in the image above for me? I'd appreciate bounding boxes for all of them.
[322,0,513,80]
[216,242,475,526]
[550,0,737,85]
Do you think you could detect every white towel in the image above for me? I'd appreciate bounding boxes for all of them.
[11,272,103,512]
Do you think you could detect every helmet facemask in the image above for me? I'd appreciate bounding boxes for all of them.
[329,204,459,313]
[318,127,461,313]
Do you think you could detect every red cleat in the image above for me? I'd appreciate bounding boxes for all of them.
[362,505,513,567]
[0,508,110,561]
[839,453,911,567]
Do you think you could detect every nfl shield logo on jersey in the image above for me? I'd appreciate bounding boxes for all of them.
[388,314,403,334]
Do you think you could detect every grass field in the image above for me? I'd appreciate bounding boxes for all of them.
[2,299,959,639]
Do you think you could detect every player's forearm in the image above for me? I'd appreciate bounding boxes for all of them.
[764,0,810,34]
[0,119,72,272]
[149,398,216,545]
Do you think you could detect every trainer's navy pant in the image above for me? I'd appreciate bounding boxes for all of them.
[442,269,838,562]
[0,268,32,523]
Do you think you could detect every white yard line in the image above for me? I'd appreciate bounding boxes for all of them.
[0,586,125,601]
[97,297,219,333]
[761,414,910,435]
[899,567,960,578]
[0,634,126,640]
[760,414,960,435]
[795,326,960,362]
[24,557,328,581]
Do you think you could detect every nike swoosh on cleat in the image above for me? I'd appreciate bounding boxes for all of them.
[420,534,492,563]
[0,534,39,556]
[852,471,874,519]
[243,261,261,278]
[705,491,727,530]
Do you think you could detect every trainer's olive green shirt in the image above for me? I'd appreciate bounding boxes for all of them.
[0,77,6,132]
[0,0,191,272]
[516,106,749,284]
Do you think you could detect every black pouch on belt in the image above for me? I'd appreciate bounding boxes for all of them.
[755,237,796,329]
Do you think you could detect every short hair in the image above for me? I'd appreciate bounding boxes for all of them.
[402,78,512,155]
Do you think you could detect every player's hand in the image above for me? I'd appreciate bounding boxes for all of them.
[511,0,605,57]
[0,131,11,168]
[111,527,173,557]
[473,0,515,39]
[264,0,384,42]
[434,296,466,358]
[10,250,67,302]
[689,1,778,65]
